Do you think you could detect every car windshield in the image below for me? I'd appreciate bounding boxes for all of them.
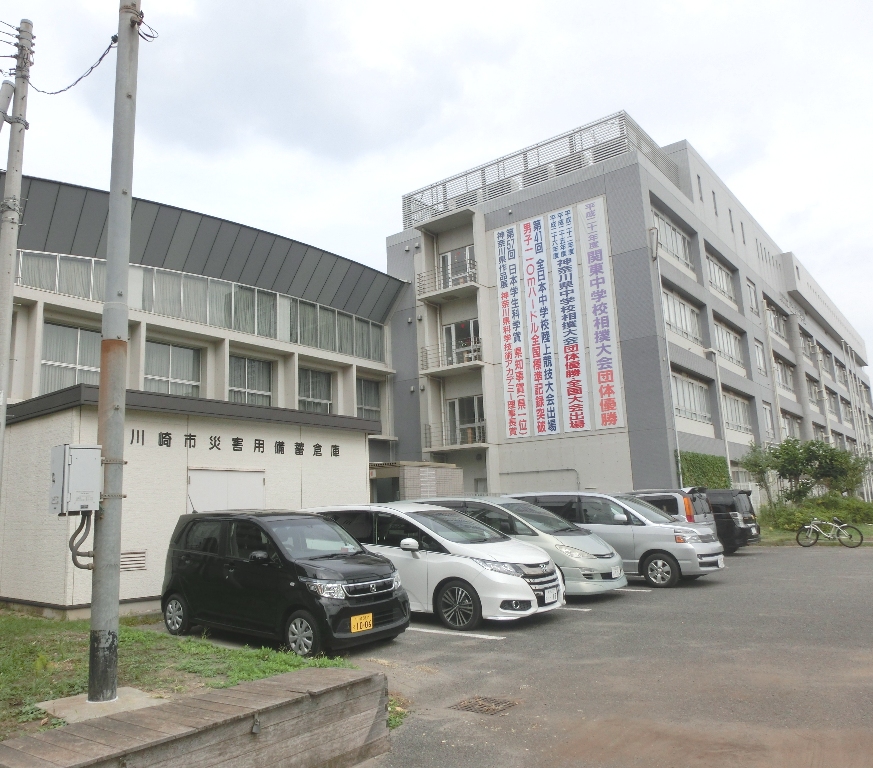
[736,494,753,514]
[615,496,676,523]
[263,517,363,559]
[499,502,590,535]
[406,509,509,543]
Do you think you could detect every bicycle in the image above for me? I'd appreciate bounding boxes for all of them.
[796,516,864,548]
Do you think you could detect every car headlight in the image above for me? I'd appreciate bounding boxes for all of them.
[554,544,594,559]
[471,558,524,576]
[305,580,346,599]
[392,571,402,590]
[674,528,701,544]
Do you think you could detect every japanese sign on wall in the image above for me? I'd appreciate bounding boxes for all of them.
[495,225,530,438]
[129,428,343,457]
[547,208,590,431]
[578,196,624,428]
[521,217,560,435]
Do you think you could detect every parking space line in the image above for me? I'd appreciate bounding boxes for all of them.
[407,627,505,640]
[563,607,592,612]
[615,587,652,593]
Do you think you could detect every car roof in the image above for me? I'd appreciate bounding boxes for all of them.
[184,509,317,519]
[419,496,523,505]
[302,502,455,515]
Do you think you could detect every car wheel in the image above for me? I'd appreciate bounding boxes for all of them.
[723,546,739,555]
[435,580,482,631]
[641,554,680,588]
[163,594,190,636]
[285,610,323,657]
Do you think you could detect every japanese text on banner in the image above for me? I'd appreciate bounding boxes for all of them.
[521,217,560,435]
[547,208,590,431]
[495,225,530,438]
[579,196,624,428]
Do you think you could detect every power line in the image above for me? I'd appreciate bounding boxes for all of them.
[27,36,117,95]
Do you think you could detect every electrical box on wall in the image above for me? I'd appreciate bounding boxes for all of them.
[50,445,102,516]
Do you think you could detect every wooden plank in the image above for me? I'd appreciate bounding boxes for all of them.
[105,710,193,737]
[180,698,254,718]
[0,743,62,768]
[79,717,169,745]
[0,737,74,768]
[28,730,115,761]
[255,681,382,730]
[149,704,225,730]
[190,689,288,709]
[252,669,374,696]
[62,723,143,751]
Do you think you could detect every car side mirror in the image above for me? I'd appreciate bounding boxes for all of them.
[249,550,269,563]
[613,512,628,524]
[399,538,419,552]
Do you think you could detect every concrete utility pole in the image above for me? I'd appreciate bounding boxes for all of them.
[90,0,141,703]
[0,22,33,498]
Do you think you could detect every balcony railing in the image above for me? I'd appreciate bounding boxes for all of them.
[424,421,487,449]
[16,249,385,363]
[416,262,478,296]
[401,111,680,229]
[420,339,482,371]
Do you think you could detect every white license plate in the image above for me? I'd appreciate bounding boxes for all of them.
[611,566,621,579]
[544,588,558,604]
[717,555,725,568]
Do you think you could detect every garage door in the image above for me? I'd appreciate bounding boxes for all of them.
[187,469,265,513]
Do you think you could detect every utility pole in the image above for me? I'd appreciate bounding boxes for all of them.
[90,0,141,703]
[0,22,33,498]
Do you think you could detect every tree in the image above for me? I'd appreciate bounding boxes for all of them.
[806,441,870,495]
[768,438,815,503]
[738,442,775,506]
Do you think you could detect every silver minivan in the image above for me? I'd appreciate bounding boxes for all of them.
[508,492,725,588]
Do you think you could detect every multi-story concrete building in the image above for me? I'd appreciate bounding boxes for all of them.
[386,112,873,497]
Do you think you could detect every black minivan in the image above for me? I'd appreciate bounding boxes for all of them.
[161,510,409,656]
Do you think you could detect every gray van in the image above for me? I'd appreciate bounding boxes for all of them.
[508,492,725,588]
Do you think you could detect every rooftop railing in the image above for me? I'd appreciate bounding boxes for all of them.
[401,111,680,229]
[16,250,385,363]
[423,421,487,450]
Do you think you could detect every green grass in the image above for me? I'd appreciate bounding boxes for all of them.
[387,694,410,729]
[0,610,350,743]
[755,526,872,546]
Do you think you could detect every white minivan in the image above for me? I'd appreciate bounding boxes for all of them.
[305,502,565,630]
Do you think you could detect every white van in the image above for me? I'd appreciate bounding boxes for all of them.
[305,502,565,630]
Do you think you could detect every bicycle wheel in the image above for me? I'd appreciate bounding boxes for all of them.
[796,525,819,547]
[836,525,864,548]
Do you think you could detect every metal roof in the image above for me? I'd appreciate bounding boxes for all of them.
[0,173,405,324]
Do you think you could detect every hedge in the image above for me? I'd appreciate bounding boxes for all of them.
[759,493,873,531]
[677,450,730,489]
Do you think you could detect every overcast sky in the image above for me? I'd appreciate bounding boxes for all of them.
[3,1,873,352]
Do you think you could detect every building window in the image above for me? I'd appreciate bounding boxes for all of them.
[697,175,703,202]
[229,355,272,406]
[763,402,775,439]
[806,377,820,407]
[712,191,718,216]
[819,347,834,378]
[826,389,839,419]
[864,384,872,408]
[800,332,815,360]
[728,209,734,232]
[831,431,845,450]
[443,318,481,364]
[439,245,476,289]
[781,412,801,439]
[774,357,794,393]
[713,322,744,366]
[41,323,101,394]
[671,373,712,424]
[755,341,768,375]
[740,221,746,244]
[722,391,752,433]
[706,255,735,301]
[813,423,829,443]
[662,289,701,343]
[652,210,694,270]
[835,362,848,387]
[746,280,759,315]
[766,304,787,340]
[144,341,201,397]
[446,395,485,445]
[841,398,854,428]
[298,368,332,413]
[847,437,858,454]
[356,378,381,421]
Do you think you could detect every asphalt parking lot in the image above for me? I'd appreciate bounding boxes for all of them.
[347,545,873,768]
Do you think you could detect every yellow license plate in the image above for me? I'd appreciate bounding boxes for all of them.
[350,613,373,633]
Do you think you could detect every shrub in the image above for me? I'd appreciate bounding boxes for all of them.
[677,450,730,489]
[760,493,873,530]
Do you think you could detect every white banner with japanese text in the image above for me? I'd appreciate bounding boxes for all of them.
[578,196,624,428]
[495,225,530,438]
[547,208,591,431]
[521,217,560,434]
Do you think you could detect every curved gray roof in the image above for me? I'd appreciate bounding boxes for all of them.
[0,173,404,323]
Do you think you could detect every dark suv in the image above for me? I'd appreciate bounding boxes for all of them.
[704,489,760,553]
[161,510,409,656]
